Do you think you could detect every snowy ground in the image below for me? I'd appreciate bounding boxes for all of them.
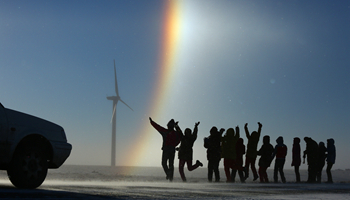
[0,165,349,199]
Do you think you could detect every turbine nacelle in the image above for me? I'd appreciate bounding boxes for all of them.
[107,96,120,101]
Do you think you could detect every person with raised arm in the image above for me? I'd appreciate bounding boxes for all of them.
[244,122,262,181]
[177,122,203,182]
[150,117,182,181]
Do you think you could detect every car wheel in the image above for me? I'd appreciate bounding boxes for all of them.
[7,145,48,189]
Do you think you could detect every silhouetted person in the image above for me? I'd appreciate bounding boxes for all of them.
[257,135,274,183]
[272,136,287,183]
[326,138,336,183]
[291,137,301,183]
[221,126,240,182]
[244,122,262,181]
[303,137,319,183]
[150,117,182,181]
[316,142,327,183]
[204,126,225,182]
[178,122,203,182]
[230,138,246,183]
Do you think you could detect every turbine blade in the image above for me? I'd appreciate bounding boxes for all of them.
[110,103,116,123]
[119,99,133,111]
[114,60,119,96]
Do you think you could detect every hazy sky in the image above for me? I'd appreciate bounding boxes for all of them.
[0,0,349,170]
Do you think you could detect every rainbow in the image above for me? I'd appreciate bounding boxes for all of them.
[124,0,183,167]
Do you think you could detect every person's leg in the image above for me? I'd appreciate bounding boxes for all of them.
[244,156,250,179]
[307,165,312,182]
[316,166,321,183]
[260,167,269,183]
[310,163,317,183]
[238,170,245,183]
[258,167,264,182]
[251,157,259,180]
[168,151,175,181]
[179,159,186,181]
[273,161,279,183]
[161,151,169,179]
[208,160,213,182]
[279,160,286,183]
[231,169,237,183]
[326,162,333,183]
[224,159,232,182]
[294,165,300,182]
[187,160,200,171]
[318,163,325,183]
[214,159,221,182]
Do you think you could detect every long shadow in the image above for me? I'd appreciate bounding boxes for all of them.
[0,184,126,200]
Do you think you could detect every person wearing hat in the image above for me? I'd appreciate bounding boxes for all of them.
[150,117,182,181]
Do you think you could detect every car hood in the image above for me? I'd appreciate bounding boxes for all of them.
[5,108,64,135]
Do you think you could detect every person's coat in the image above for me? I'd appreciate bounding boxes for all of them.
[245,127,261,159]
[235,138,245,167]
[178,126,198,160]
[257,136,274,168]
[150,120,182,152]
[304,137,318,166]
[273,136,287,160]
[221,127,240,160]
[204,127,223,161]
[291,137,301,167]
[318,142,327,167]
[326,138,336,164]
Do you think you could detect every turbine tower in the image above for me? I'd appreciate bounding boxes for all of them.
[107,60,133,166]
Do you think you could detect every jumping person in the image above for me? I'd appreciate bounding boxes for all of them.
[244,122,262,181]
[178,122,203,182]
[150,117,182,181]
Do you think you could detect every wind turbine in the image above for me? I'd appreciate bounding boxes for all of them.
[107,60,133,166]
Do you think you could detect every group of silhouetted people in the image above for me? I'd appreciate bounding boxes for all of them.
[149,117,203,182]
[302,137,336,183]
[150,118,336,183]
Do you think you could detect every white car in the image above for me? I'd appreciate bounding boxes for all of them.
[0,103,72,188]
